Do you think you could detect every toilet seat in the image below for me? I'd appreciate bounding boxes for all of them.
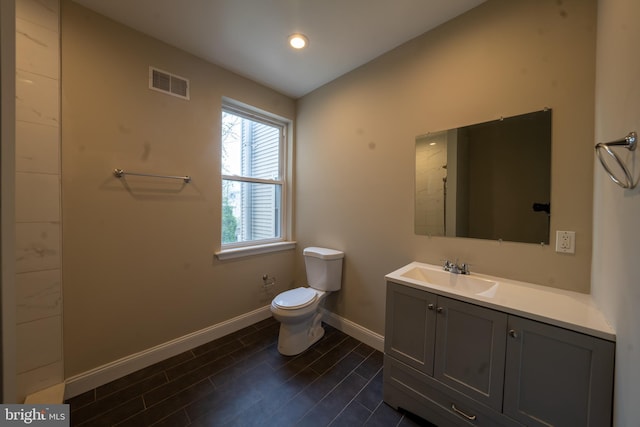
[273,287,317,310]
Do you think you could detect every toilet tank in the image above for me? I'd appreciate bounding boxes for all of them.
[304,247,344,291]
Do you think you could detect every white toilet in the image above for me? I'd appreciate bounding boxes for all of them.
[270,247,344,356]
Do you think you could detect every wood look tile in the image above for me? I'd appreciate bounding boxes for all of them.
[331,400,374,426]
[65,319,432,426]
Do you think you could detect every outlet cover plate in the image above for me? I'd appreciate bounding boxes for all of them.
[555,230,575,254]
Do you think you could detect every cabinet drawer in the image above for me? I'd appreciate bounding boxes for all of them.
[384,355,520,427]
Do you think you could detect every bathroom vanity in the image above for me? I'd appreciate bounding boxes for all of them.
[383,262,615,427]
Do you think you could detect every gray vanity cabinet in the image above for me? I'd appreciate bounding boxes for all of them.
[384,282,508,414]
[434,296,507,411]
[503,315,615,427]
[384,280,615,427]
[384,282,437,375]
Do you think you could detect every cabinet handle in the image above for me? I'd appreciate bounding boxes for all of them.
[436,307,444,313]
[427,304,435,310]
[451,403,477,421]
[509,329,519,338]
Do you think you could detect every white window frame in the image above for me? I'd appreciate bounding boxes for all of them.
[216,101,294,260]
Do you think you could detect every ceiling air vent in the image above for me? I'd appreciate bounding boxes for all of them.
[149,67,190,100]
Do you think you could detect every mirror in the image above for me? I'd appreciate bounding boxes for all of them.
[415,109,551,244]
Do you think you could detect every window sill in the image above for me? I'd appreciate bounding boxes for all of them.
[215,241,297,261]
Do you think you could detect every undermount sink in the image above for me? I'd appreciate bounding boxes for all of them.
[399,265,499,297]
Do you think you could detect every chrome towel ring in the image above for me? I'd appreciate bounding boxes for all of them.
[595,131,637,189]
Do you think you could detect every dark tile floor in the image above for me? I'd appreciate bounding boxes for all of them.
[66,317,435,426]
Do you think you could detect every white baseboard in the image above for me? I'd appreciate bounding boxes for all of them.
[321,308,384,352]
[64,306,272,400]
[24,383,65,404]
[65,306,384,400]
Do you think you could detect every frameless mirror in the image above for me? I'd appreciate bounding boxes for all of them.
[415,109,551,244]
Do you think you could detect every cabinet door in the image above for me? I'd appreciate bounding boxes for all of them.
[384,282,437,375]
[504,316,615,427]
[434,296,507,411]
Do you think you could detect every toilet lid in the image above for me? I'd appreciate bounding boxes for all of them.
[274,287,317,309]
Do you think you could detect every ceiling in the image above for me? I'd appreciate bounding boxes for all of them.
[72,0,485,99]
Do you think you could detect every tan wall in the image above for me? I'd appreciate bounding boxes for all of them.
[592,0,640,424]
[61,1,296,377]
[296,0,597,335]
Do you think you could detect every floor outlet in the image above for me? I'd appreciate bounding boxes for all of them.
[555,231,575,254]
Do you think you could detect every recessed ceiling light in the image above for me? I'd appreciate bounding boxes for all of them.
[288,33,308,50]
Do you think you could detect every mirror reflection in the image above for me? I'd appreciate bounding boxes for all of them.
[415,109,552,244]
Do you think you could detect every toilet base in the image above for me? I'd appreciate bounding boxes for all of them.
[277,319,325,356]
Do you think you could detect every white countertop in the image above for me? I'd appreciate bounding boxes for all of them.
[385,262,616,341]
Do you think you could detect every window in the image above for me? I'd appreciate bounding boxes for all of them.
[221,103,287,250]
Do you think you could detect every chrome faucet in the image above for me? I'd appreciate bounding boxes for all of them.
[443,259,470,275]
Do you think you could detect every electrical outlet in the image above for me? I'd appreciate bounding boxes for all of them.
[555,231,576,254]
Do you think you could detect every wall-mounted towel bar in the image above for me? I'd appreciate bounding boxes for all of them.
[113,168,192,183]
[595,131,637,189]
